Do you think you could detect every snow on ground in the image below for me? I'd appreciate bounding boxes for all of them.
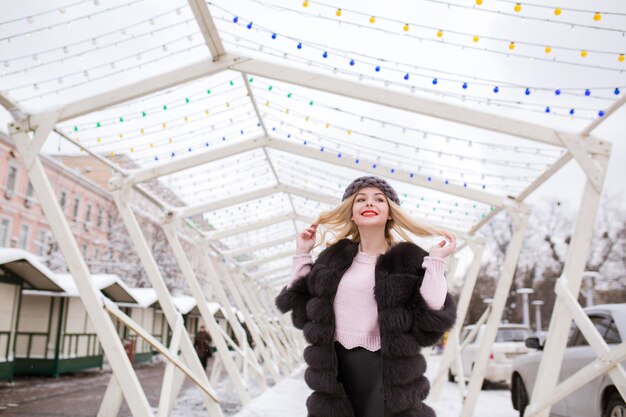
[172,354,518,417]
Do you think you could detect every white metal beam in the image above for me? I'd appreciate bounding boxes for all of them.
[28,55,248,128]
[528,152,609,417]
[177,184,280,218]
[225,235,293,257]
[239,250,293,270]
[582,94,626,136]
[112,136,267,189]
[557,133,610,193]
[281,184,339,205]
[230,57,608,152]
[187,0,226,59]
[207,213,294,240]
[266,137,505,207]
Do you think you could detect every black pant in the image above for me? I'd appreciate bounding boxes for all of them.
[334,341,385,417]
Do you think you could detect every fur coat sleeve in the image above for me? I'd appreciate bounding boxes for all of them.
[275,272,312,330]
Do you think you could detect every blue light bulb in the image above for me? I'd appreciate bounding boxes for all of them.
[569,109,575,115]
[322,51,328,58]
[297,42,302,49]
[233,16,238,23]
[585,89,591,96]
[338,153,342,158]
[555,89,561,95]
[320,147,324,151]
[598,110,605,117]
[462,82,468,89]
[493,86,499,93]
[404,73,409,80]
[615,88,621,95]
[427,177,432,181]
[390,168,395,173]
[246,22,253,29]
[355,159,360,164]
[410,173,414,178]
[303,140,308,145]
[349,59,355,66]
[525,88,531,95]
[372,163,377,168]
[375,66,381,72]
[545,106,551,113]
[432,78,438,85]
[271,33,277,39]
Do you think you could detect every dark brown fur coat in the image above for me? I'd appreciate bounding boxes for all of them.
[275,238,457,417]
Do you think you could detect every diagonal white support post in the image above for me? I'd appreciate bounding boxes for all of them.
[110,187,222,416]
[526,151,610,417]
[202,248,281,381]
[240,273,299,367]
[226,265,291,374]
[460,205,530,417]
[97,375,125,417]
[158,317,186,417]
[193,243,267,381]
[161,219,252,404]
[10,125,155,417]
[431,239,485,400]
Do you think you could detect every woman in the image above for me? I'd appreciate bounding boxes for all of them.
[275,175,457,417]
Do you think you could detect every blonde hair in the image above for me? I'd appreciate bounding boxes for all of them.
[313,192,447,249]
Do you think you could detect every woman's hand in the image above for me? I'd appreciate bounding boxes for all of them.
[296,224,317,254]
[429,230,456,258]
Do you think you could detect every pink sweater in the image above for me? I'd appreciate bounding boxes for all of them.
[286,250,448,352]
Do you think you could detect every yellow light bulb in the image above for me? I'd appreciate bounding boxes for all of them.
[110,152,115,157]
[265,101,269,106]
[226,102,231,108]
[619,54,625,62]
[336,9,341,17]
[403,23,409,32]
[437,30,443,38]
[150,143,154,148]
[97,138,101,143]
[162,122,167,128]
[554,7,562,16]
[285,109,289,114]
[581,50,588,58]
[119,133,123,138]
[369,16,375,24]
[347,130,351,135]
[514,3,521,12]
[476,0,483,5]
[473,35,479,42]
[593,12,601,21]
[545,46,552,53]
[302,1,308,7]
[169,138,173,144]
[326,123,330,128]
[305,116,309,121]
[509,42,515,50]
[204,109,209,115]
[140,128,144,134]
[130,147,134,153]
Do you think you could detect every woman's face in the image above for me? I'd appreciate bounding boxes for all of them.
[351,186,391,228]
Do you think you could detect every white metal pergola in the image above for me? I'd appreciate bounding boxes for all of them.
[1,1,625,416]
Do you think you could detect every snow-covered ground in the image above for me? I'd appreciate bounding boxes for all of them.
[172,354,518,417]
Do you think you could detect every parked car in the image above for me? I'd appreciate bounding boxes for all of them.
[511,303,626,417]
[449,323,533,387]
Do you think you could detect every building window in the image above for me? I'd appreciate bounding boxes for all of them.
[18,224,30,249]
[35,230,47,256]
[0,218,10,247]
[97,207,103,228]
[59,191,67,210]
[85,204,92,224]
[5,165,18,197]
[25,181,34,197]
[81,244,88,258]
[94,248,100,265]
[73,198,80,221]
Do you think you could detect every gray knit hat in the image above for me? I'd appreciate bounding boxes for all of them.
[342,176,401,205]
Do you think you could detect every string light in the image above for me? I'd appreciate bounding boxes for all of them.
[229,1,626,66]
[218,23,623,100]
[223,35,603,120]
[0,0,146,43]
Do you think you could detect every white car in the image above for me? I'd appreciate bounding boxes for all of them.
[449,323,533,387]
[511,304,626,417]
